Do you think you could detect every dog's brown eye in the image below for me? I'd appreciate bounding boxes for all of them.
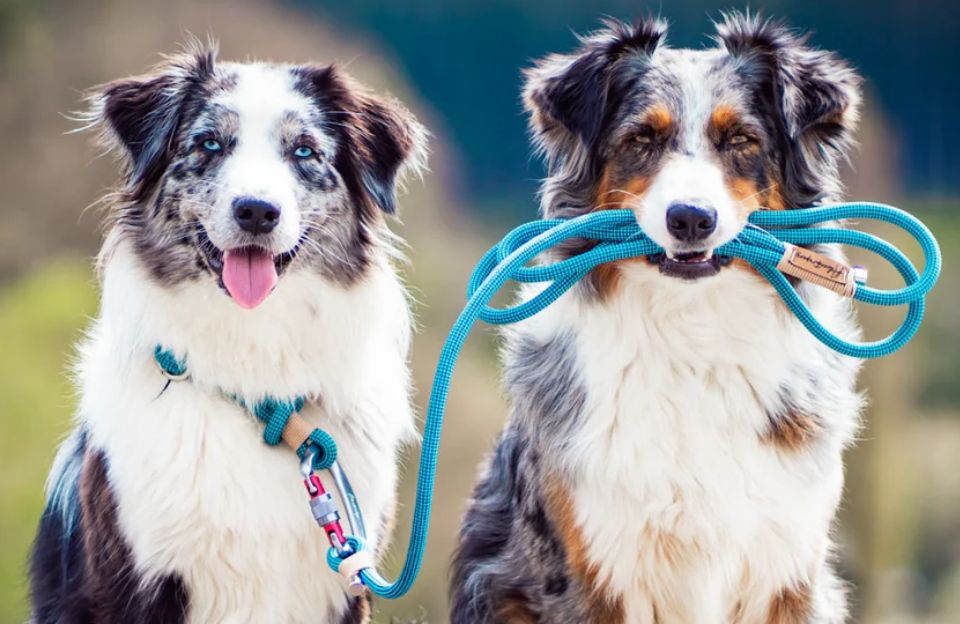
[634,126,656,145]
[728,134,754,147]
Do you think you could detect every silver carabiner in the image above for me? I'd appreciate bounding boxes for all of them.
[327,460,367,542]
[326,460,369,595]
[300,447,319,496]
[298,450,370,594]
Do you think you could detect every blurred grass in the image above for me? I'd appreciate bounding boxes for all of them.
[0,262,97,622]
[840,204,960,621]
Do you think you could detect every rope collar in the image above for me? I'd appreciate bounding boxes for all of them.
[152,346,368,591]
[152,346,337,470]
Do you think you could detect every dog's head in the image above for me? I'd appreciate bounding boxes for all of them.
[90,41,426,309]
[524,13,860,287]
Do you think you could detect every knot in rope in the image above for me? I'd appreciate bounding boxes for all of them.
[152,349,336,471]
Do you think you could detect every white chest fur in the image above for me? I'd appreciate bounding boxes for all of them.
[517,263,861,623]
[75,241,415,623]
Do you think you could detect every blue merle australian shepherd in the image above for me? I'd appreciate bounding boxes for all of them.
[29,42,426,623]
[452,13,864,623]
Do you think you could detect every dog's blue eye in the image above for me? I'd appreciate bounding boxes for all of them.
[294,145,315,159]
[202,139,222,152]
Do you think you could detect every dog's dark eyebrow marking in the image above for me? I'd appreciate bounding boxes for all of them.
[545,573,569,596]
[187,104,239,142]
[280,109,309,125]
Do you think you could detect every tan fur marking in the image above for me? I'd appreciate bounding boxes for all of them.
[713,103,785,212]
[592,169,652,298]
[645,526,690,568]
[728,177,763,219]
[763,410,823,452]
[353,596,372,624]
[496,599,539,623]
[723,163,785,214]
[710,104,740,132]
[727,177,787,279]
[646,104,672,132]
[766,583,812,624]
[595,169,652,211]
[592,263,624,298]
[544,476,625,623]
[763,181,786,211]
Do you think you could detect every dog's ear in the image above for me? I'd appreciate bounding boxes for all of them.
[87,40,217,200]
[715,12,861,202]
[298,65,427,218]
[523,18,667,165]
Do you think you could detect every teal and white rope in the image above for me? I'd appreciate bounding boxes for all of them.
[326,201,941,597]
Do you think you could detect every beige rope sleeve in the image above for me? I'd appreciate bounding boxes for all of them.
[777,243,858,297]
[280,413,315,452]
[338,550,375,584]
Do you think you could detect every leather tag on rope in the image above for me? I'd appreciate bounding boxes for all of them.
[281,412,315,453]
[777,243,858,297]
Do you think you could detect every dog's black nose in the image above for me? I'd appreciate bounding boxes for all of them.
[665,202,717,243]
[233,198,280,235]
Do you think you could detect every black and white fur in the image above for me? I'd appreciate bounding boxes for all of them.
[452,14,864,623]
[30,42,426,623]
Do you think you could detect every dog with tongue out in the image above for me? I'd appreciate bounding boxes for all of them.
[223,246,278,309]
[222,197,283,309]
[29,46,429,624]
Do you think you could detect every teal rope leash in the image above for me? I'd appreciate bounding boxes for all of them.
[155,202,943,598]
[325,201,941,597]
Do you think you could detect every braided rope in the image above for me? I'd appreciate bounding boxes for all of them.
[326,201,941,598]
[156,202,940,599]
[152,354,336,471]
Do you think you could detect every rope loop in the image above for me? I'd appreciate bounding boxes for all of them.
[254,396,306,446]
[463,203,941,358]
[253,397,336,472]
[326,535,367,569]
[323,201,941,598]
[153,345,188,378]
[298,429,337,471]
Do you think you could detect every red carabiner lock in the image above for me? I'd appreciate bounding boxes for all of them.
[301,453,350,555]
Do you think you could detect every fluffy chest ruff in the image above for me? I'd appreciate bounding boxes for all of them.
[553,266,860,622]
[37,242,415,623]
[452,264,862,623]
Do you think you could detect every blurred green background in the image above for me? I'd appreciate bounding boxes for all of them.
[0,1,958,622]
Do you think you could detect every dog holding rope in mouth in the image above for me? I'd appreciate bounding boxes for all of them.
[29,40,426,623]
[452,13,864,623]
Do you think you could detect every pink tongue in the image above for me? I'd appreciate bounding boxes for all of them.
[222,248,278,309]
